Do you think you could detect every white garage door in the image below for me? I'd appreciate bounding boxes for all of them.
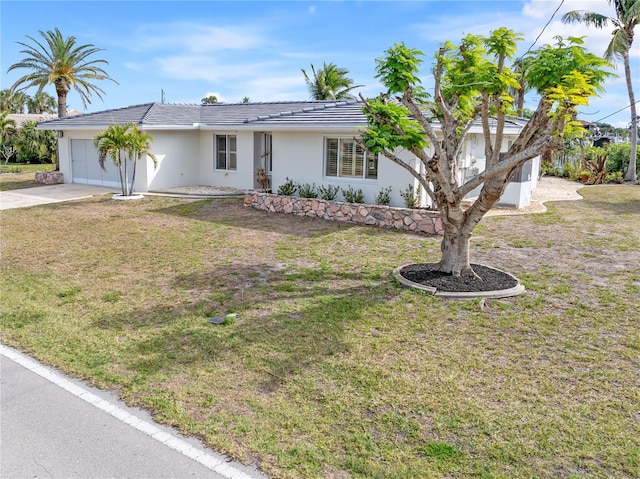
[71,139,120,188]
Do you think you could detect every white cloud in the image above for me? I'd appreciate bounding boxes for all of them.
[131,22,269,53]
[155,55,278,83]
[309,5,316,14]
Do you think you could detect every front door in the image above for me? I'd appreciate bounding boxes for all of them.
[255,132,272,191]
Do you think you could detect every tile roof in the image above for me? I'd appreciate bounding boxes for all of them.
[36,100,526,132]
[36,101,367,129]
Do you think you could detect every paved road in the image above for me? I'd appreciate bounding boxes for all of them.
[0,345,267,479]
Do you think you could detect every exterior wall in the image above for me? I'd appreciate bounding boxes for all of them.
[196,130,256,190]
[56,125,536,208]
[271,130,418,208]
[144,130,200,191]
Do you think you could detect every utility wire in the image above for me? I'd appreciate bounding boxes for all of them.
[594,101,640,124]
[522,0,566,56]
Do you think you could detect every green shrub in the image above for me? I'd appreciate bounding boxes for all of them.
[297,182,318,198]
[606,170,624,183]
[277,177,297,196]
[317,184,340,201]
[400,184,421,208]
[341,185,364,203]
[375,186,392,205]
[562,161,577,179]
[605,142,640,174]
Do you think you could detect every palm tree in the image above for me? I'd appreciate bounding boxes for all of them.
[0,89,27,113]
[27,91,56,114]
[94,123,157,197]
[7,28,117,118]
[562,0,640,181]
[302,62,363,100]
[127,124,157,196]
[0,111,17,143]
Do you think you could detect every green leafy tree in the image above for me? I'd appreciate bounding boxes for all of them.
[94,122,157,197]
[302,62,363,100]
[562,0,639,181]
[201,95,218,104]
[26,91,56,114]
[359,31,611,277]
[14,120,57,163]
[7,28,117,119]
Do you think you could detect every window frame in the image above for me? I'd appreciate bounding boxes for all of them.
[324,137,377,180]
[215,134,237,171]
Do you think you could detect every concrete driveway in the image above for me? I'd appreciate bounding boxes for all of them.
[0,184,118,210]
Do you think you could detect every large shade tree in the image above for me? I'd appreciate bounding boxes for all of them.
[94,122,157,197]
[302,62,363,100]
[7,28,117,119]
[359,30,611,277]
[562,0,639,181]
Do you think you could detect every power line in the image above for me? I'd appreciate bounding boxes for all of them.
[522,0,566,56]
[594,101,640,124]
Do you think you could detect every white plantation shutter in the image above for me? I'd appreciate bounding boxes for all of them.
[325,137,377,179]
[326,138,338,176]
[340,139,355,177]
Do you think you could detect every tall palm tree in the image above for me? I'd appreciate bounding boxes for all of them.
[7,28,117,118]
[94,122,157,197]
[302,62,363,100]
[27,91,57,114]
[562,0,640,181]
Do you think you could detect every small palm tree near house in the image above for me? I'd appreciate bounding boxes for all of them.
[302,62,363,100]
[94,123,157,197]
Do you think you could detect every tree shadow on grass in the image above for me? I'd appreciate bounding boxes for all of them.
[151,198,357,239]
[91,262,399,391]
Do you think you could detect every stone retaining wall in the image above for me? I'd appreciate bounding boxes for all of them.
[244,192,443,235]
[35,171,64,184]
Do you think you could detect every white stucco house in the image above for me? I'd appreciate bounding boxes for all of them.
[37,100,538,208]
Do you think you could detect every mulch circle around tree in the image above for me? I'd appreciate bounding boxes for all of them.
[395,263,524,298]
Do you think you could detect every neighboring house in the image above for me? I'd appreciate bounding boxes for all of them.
[8,113,57,128]
[37,101,538,208]
[8,110,82,128]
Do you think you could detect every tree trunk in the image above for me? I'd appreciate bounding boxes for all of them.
[623,51,637,181]
[435,202,477,277]
[55,82,69,119]
[438,227,475,277]
[54,82,69,172]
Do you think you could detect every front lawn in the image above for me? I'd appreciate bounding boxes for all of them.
[1,186,638,478]
[0,163,55,191]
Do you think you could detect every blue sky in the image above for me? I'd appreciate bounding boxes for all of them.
[1,0,638,128]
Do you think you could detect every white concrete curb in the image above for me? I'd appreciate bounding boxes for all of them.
[0,344,260,479]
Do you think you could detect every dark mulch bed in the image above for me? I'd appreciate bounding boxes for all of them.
[399,263,518,292]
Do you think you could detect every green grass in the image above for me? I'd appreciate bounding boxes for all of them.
[0,164,55,191]
[1,187,639,478]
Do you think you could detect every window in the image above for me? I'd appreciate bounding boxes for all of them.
[325,138,377,179]
[215,134,237,170]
